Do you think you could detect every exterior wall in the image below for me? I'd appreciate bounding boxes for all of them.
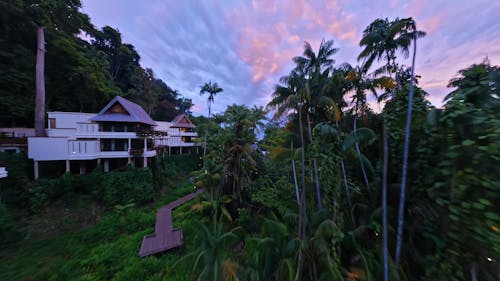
[48,112,96,129]
[29,137,69,160]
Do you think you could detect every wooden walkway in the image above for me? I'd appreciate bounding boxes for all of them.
[139,188,205,257]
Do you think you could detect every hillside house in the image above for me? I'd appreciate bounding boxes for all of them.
[26,96,199,179]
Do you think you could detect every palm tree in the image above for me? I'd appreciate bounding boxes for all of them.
[358,17,425,264]
[395,19,425,265]
[291,39,339,210]
[200,81,223,117]
[200,81,223,159]
[268,70,308,239]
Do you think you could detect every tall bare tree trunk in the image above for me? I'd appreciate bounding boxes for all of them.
[395,30,418,264]
[35,26,46,136]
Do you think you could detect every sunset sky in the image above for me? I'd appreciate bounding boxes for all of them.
[82,0,500,115]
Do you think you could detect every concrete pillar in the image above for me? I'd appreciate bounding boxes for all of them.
[143,138,147,151]
[128,157,132,164]
[180,146,183,155]
[128,138,131,151]
[79,161,87,175]
[168,146,171,155]
[143,157,147,168]
[34,161,39,180]
[104,159,109,172]
[66,160,70,173]
[97,158,101,165]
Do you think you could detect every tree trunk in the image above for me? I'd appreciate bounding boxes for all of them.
[395,31,417,264]
[35,26,46,137]
[354,118,371,193]
[340,159,355,225]
[291,141,300,205]
[306,112,322,209]
[298,106,307,239]
[382,123,389,281]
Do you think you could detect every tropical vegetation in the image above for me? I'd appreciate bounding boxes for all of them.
[0,1,499,281]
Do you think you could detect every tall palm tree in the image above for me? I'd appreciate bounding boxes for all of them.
[200,81,223,117]
[395,19,425,264]
[268,70,308,239]
[358,17,426,267]
[291,39,339,210]
[200,81,223,158]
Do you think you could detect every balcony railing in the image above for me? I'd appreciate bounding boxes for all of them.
[136,128,168,138]
[129,148,144,156]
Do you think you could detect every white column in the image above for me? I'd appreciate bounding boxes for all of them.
[143,157,147,168]
[180,146,183,155]
[66,160,70,173]
[128,157,132,164]
[128,138,131,151]
[168,146,171,155]
[34,161,39,180]
[79,161,87,175]
[143,138,147,151]
[104,159,109,172]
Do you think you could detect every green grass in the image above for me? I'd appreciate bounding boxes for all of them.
[0,180,205,281]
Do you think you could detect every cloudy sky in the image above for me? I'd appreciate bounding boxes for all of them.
[81,0,500,115]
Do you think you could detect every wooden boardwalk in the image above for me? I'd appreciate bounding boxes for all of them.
[139,188,205,257]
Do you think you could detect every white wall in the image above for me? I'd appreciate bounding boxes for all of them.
[0,167,7,178]
[28,137,68,160]
[48,112,95,129]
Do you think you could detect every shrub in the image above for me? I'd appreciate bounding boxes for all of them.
[91,165,154,205]
[0,202,15,241]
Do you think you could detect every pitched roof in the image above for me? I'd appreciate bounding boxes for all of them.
[170,114,196,128]
[90,96,157,126]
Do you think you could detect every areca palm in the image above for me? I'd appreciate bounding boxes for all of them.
[358,17,426,267]
[293,39,338,75]
[268,70,308,239]
[395,19,425,264]
[200,81,223,159]
[200,81,223,117]
[358,18,424,76]
[291,40,339,210]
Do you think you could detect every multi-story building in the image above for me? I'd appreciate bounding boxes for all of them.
[26,96,199,179]
[154,114,199,155]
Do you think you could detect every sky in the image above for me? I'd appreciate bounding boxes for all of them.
[81,0,500,116]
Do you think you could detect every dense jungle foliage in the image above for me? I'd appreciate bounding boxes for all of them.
[1,1,499,280]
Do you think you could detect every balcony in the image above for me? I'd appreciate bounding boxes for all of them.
[129,148,144,156]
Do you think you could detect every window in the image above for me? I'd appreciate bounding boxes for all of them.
[49,118,56,129]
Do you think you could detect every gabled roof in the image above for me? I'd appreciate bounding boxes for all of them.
[170,114,196,128]
[90,96,157,126]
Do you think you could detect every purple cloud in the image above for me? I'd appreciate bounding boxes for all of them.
[82,0,500,114]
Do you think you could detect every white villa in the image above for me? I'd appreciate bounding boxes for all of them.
[27,96,199,179]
